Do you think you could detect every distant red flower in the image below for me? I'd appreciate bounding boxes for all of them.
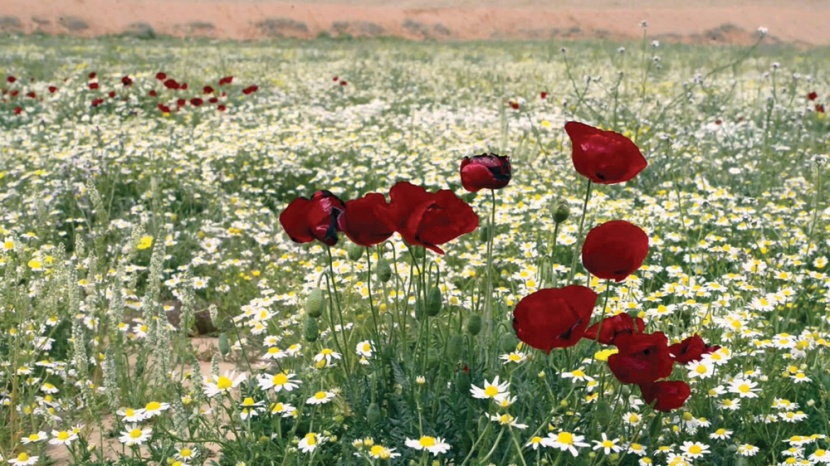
[149,90,157,97]
[540,91,548,99]
[639,381,691,412]
[176,98,186,108]
[460,153,512,192]
[157,103,171,113]
[512,285,598,353]
[817,104,826,114]
[280,190,346,246]
[108,91,116,98]
[13,106,22,115]
[88,72,97,80]
[203,85,214,94]
[332,76,339,81]
[242,85,258,95]
[339,80,348,86]
[583,313,645,345]
[808,91,818,101]
[121,76,133,86]
[26,91,36,99]
[508,100,519,110]
[565,121,647,184]
[91,98,104,107]
[88,82,100,90]
[48,86,57,93]
[180,82,188,90]
[219,76,233,86]
[208,97,219,104]
[10,90,19,97]
[156,72,167,80]
[582,220,648,282]
[389,181,478,254]
[217,104,227,112]
[190,97,204,107]
[338,193,396,247]
[669,335,720,364]
[608,332,674,385]
[6,76,16,84]
[164,79,179,90]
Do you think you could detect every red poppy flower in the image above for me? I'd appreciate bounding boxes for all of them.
[176,98,186,108]
[389,181,478,254]
[13,106,22,115]
[508,100,519,110]
[242,85,258,95]
[512,285,598,353]
[639,381,691,412]
[565,121,647,184]
[338,193,396,247]
[88,82,99,90]
[203,85,214,94]
[108,91,116,99]
[583,313,645,345]
[157,103,171,113]
[180,83,188,90]
[460,153,512,192]
[582,220,648,282]
[6,76,15,84]
[669,334,720,364]
[219,76,233,86]
[608,331,674,384]
[91,98,104,107]
[164,79,179,90]
[149,90,157,97]
[121,76,133,86]
[217,104,227,112]
[190,97,204,107]
[26,91,36,99]
[280,190,346,246]
[88,72,97,80]
[208,97,218,104]
[156,72,167,80]
[10,90,19,97]
[817,104,825,114]
[48,86,57,93]
[540,91,548,99]
[332,76,339,81]
[808,91,818,101]
[339,80,348,86]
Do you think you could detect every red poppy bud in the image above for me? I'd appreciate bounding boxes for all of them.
[108,91,116,98]
[242,85,258,95]
[583,313,645,345]
[582,220,648,282]
[669,334,720,364]
[26,91,36,99]
[280,190,346,246]
[338,193,396,247]
[608,332,674,384]
[180,82,188,90]
[340,80,348,86]
[389,181,478,255]
[332,76,339,81]
[565,121,647,184]
[460,153,512,192]
[208,97,218,104]
[13,106,22,115]
[817,104,825,114]
[512,285,598,353]
[509,100,519,110]
[176,98,186,107]
[639,381,691,412]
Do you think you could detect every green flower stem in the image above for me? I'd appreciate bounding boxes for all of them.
[324,245,350,371]
[568,180,593,283]
[484,188,497,361]
[364,247,382,347]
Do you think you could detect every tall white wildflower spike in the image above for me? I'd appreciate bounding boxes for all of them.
[179,267,195,334]
[210,353,220,378]
[141,238,166,323]
[86,179,109,227]
[103,349,119,412]
[110,264,126,325]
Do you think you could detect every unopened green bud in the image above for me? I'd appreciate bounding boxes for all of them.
[305,289,325,318]
[466,314,482,336]
[426,287,442,316]
[303,316,318,342]
[376,257,392,283]
[554,203,570,224]
[411,246,425,259]
[498,332,518,353]
[218,333,230,356]
[367,402,381,425]
[455,370,471,392]
[479,225,490,243]
[347,243,364,261]
[447,334,464,360]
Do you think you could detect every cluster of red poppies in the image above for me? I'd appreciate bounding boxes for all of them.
[2,71,259,116]
[808,91,825,114]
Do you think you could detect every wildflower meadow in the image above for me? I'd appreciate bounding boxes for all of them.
[1,29,829,466]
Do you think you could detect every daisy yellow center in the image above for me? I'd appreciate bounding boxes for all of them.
[816,449,826,456]
[241,397,255,406]
[273,373,288,385]
[696,365,708,374]
[508,354,521,361]
[43,383,55,390]
[631,443,642,451]
[129,429,142,439]
[268,347,280,354]
[17,453,30,462]
[217,376,233,390]
[420,436,436,447]
[572,369,585,378]
[146,401,161,411]
[125,409,135,417]
[484,386,499,397]
[370,445,385,456]
[738,384,751,393]
[57,431,70,440]
[689,445,702,454]
[180,448,192,457]
[629,414,640,422]
[682,412,693,421]
[314,391,327,399]
[28,434,40,441]
[715,429,726,435]
[361,343,371,352]
[321,349,333,355]
[557,432,574,445]
[306,433,317,445]
[602,440,613,448]
[499,414,510,424]
[530,436,543,444]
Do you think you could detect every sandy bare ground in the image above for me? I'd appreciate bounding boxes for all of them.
[1,0,829,45]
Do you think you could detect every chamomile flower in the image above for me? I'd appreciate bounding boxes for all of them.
[313,348,342,366]
[261,346,285,360]
[298,432,326,453]
[143,401,170,418]
[367,444,400,459]
[175,446,198,461]
[593,433,622,454]
[270,401,297,417]
[686,360,715,379]
[257,371,301,392]
[306,390,336,405]
[729,378,760,398]
[7,453,38,466]
[628,442,648,456]
[405,436,451,455]
[737,444,760,456]
[526,436,546,450]
[709,428,732,440]
[562,367,594,382]
[119,425,152,446]
[680,441,710,458]
[500,351,527,364]
[623,411,643,426]
[20,431,47,444]
[49,430,78,446]
[809,449,830,463]
[356,341,374,358]
[203,371,246,398]
[488,413,528,429]
[547,431,590,457]
[470,376,510,401]
[240,397,265,420]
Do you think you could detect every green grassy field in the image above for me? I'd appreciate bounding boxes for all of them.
[1,35,829,465]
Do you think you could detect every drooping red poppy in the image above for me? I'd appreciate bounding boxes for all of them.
[639,381,691,412]
[121,76,133,86]
[460,153,512,192]
[512,285,598,353]
[190,97,204,107]
[583,313,645,345]
[156,72,167,81]
[389,181,478,255]
[242,85,258,95]
[608,332,673,384]
[279,190,346,246]
[582,220,648,282]
[669,334,720,364]
[338,193,396,247]
[565,121,647,184]
[808,91,818,101]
